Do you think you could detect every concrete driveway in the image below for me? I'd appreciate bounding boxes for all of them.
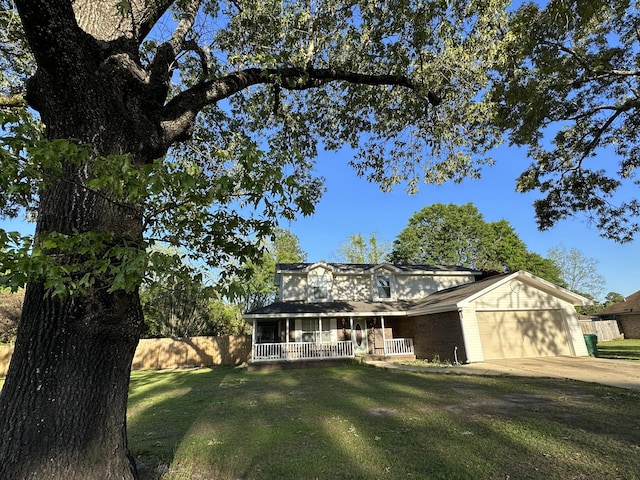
[373,356,640,391]
[444,357,640,391]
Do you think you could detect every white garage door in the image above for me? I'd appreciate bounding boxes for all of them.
[476,310,572,360]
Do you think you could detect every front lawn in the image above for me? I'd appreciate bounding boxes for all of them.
[128,365,640,480]
[597,338,640,361]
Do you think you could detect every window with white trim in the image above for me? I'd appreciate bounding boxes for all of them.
[375,274,391,299]
[310,275,329,300]
[300,319,331,343]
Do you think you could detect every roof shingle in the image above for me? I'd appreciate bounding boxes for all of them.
[597,290,640,315]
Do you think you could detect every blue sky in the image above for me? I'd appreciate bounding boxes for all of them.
[286,144,640,300]
[2,143,638,300]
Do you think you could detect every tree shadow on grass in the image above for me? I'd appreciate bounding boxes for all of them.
[597,344,640,361]
[127,364,640,480]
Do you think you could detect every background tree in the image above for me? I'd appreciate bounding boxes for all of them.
[0,288,23,343]
[547,245,606,300]
[207,299,250,336]
[389,203,564,283]
[604,292,625,307]
[390,203,487,267]
[239,228,306,312]
[140,249,215,338]
[0,1,512,478]
[518,252,565,287]
[332,232,391,264]
[492,0,640,242]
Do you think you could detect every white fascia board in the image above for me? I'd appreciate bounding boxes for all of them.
[511,270,594,306]
[365,263,402,273]
[306,261,334,273]
[243,310,408,319]
[458,270,594,307]
[406,304,460,316]
[394,269,481,277]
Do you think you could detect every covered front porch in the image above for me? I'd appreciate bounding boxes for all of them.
[249,315,415,363]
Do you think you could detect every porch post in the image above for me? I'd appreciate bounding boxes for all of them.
[350,317,354,357]
[284,317,289,360]
[251,319,257,360]
[318,317,323,358]
[381,316,387,356]
[286,318,290,343]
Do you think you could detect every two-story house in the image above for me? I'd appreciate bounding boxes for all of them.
[243,262,591,365]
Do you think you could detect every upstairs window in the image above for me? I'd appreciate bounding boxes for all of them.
[310,275,329,300]
[376,274,391,299]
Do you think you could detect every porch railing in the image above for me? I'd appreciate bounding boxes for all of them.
[384,338,414,356]
[252,341,354,362]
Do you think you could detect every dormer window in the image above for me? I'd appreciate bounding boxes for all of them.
[310,275,329,300]
[376,274,391,299]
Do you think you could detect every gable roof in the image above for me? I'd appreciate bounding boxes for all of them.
[276,262,481,275]
[408,270,592,315]
[244,270,592,319]
[597,290,640,315]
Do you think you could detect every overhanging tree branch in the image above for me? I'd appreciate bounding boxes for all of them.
[160,66,431,146]
[71,0,174,45]
[15,0,99,73]
[149,0,202,94]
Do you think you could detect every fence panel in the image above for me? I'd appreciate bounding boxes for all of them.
[0,335,252,375]
[578,320,623,342]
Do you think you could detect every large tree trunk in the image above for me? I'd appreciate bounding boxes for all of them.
[0,129,151,478]
[0,141,148,476]
[0,142,150,478]
[0,3,166,478]
[0,284,143,479]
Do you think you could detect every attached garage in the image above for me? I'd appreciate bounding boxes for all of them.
[476,310,572,360]
[408,271,591,363]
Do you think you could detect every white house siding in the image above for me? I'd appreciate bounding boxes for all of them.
[281,274,308,301]
[472,279,567,310]
[458,307,485,363]
[333,274,370,301]
[279,268,478,303]
[562,304,589,356]
[392,274,478,300]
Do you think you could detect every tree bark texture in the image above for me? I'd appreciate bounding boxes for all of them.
[0,1,424,477]
[0,1,169,478]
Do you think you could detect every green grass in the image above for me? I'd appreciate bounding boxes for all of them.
[128,365,640,480]
[597,339,640,361]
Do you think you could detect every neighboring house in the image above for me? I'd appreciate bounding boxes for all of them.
[596,290,640,338]
[243,262,592,365]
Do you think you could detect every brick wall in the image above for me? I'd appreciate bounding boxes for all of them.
[410,311,467,363]
[618,314,640,339]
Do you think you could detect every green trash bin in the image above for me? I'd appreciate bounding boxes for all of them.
[584,334,598,357]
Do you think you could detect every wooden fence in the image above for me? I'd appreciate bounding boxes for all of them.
[0,335,252,377]
[578,319,623,342]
